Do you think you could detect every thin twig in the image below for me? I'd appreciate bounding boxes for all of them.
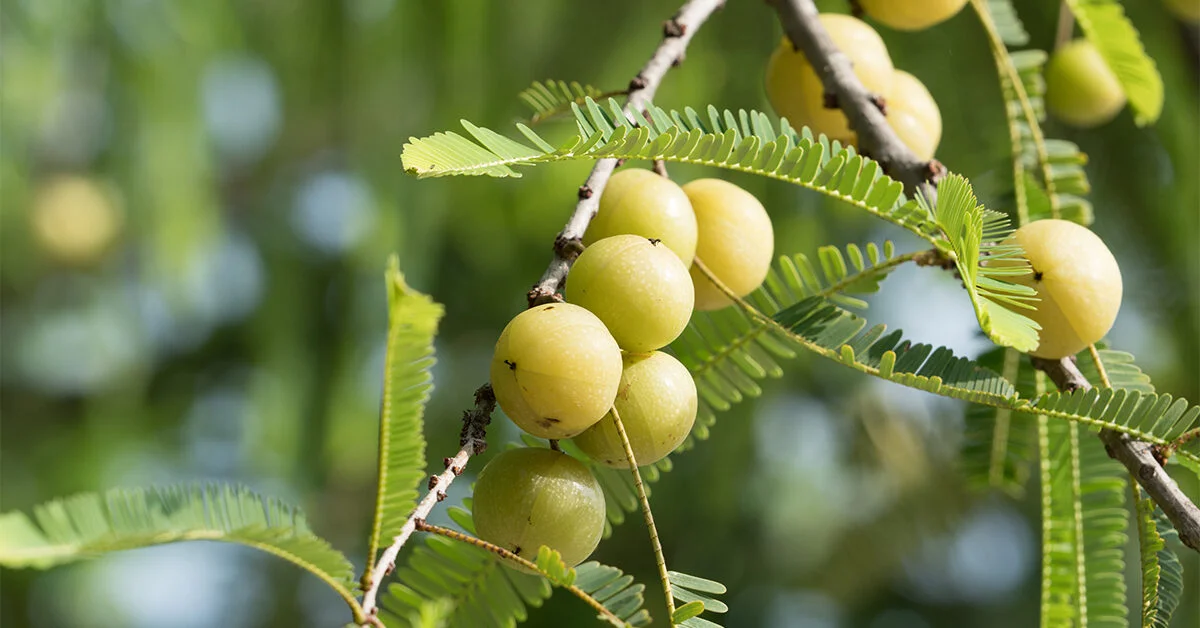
[527,0,726,307]
[1031,356,1200,552]
[766,0,943,203]
[1054,1,1075,51]
[609,405,675,617]
[414,521,629,626]
[359,385,496,622]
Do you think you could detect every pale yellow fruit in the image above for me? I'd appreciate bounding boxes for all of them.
[566,235,694,353]
[31,176,123,264]
[683,179,774,311]
[585,169,698,265]
[859,0,969,31]
[1002,219,1122,359]
[472,448,606,568]
[573,351,698,468]
[1046,40,1126,128]
[886,70,942,161]
[765,15,895,144]
[490,303,623,439]
[1164,0,1200,22]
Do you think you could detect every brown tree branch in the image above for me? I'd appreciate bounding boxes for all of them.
[527,0,726,307]
[1032,357,1200,552]
[359,385,496,622]
[765,0,943,204]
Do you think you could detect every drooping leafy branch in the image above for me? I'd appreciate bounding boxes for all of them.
[1063,0,1164,126]
[0,483,365,621]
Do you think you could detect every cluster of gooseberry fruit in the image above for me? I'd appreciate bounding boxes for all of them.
[764,2,964,161]
[474,169,774,568]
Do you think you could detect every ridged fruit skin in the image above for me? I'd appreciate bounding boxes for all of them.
[859,0,969,31]
[573,351,698,468]
[886,70,942,161]
[566,235,695,353]
[765,15,894,144]
[1046,40,1126,128]
[683,179,774,311]
[585,168,699,266]
[472,448,606,569]
[1001,219,1123,359]
[490,303,623,439]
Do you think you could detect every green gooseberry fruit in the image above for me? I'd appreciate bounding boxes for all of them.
[886,70,942,161]
[490,303,623,439]
[566,235,695,353]
[683,179,775,311]
[584,168,699,266]
[1001,219,1123,359]
[573,351,698,468]
[859,0,969,31]
[1046,39,1126,128]
[472,448,606,568]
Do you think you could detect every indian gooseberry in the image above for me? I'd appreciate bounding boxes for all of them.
[765,14,895,144]
[1164,0,1200,22]
[566,235,695,353]
[683,179,775,311]
[490,303,623,439]
[886,70,942,161]
[1001,219,1123,359]
[858,0,969,31]
[584,168,699,265]
[1046,40,1126,128]
[573,351,698,468]
[472,448,606,568]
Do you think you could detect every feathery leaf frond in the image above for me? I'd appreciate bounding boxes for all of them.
[1064,0,1163,126]
[1133,485,1184,628]
[0,484,361,615]
[668,571,728,627]
[366,259,445,571]
[961,348,1037,496]
[402,98,940,244]
[979,0,1030,45]
[519,80,610,124]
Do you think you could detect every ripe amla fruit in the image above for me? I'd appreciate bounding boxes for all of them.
[684,179,775,311]
[858,0,968,31]
[472,448,606,568]
[566,235,695,353]
[765,14,894,144]
[490,303,623,439]
[1046,40,1126,128]
[886,70,942,161]
[1001,219,1122,359]
[574,351,698,468]
[585,168,699,265]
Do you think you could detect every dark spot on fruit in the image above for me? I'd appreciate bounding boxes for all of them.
[1033,271,1044,281]
[504,360,516,370]
[648,238,662,246]
[544,306,555,310]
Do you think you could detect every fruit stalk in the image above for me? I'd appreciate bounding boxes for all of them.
[766,0,942,203]
[1032,356,1200,552]
[527,0,726,307]
[359,385,496,622]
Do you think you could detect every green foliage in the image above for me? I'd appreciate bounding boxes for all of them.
[1064,0,1164,126]
[978,0,1030,45]
[1133,487,1184,628]
[1031,386,1200,468]
[928,175,1040,352]
[0,483,361,612]
[381,505,650,628]
[961,348,1037,496]
[668,571,728,628]
[366,258,446,570]
[1077,346,1156,393]
[1036,411,1129,628]
[671,240,911,441]
[401,98,935,243]
[519,80,609,124]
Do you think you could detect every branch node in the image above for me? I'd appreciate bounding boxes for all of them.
[869,93,887,115]
[427,476,439,490]
[629,75,650,92]
[672,52,686,67]
[822,91,839,110]
[436,491,447,502]
[578,185,594,199]
[663,19,686,37]
[924,159,948,183]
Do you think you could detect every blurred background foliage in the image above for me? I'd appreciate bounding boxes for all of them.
[1,0,1198,626]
